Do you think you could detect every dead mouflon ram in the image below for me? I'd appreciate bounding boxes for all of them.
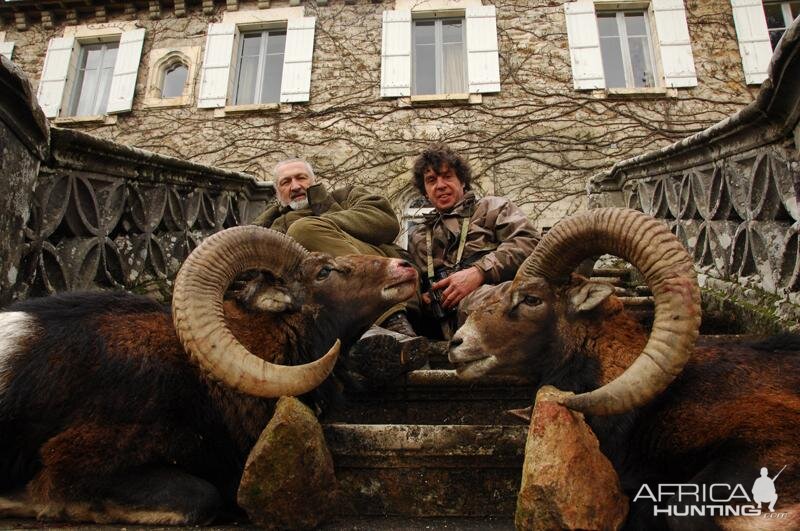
[449,208,800,530]
[0,226,418,525]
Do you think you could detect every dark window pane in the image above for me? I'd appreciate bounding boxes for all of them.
[414,43,436,94]
[597,13,619,37]
[267,31,286,54]
[414,21,435,45]
[624,12,647,37]
[764,4,786,29]
[241,33,262,56]
[162,63,188,98]
[769,28,785,49]
[441,19,463,44]
[628,37,654,87]
[260,52,283,103]
[599,37,626,88]
[791,2,800,18]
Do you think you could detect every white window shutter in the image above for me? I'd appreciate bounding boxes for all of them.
[652,0,697,87]
[198,23,236,108]
[0,41,14,60]
[106,28,145,114]
[37,36,76,118]
[730,0,772,84]
[564,1,604,90]
[280,17,316,103]
[380,10,411,97]
[466,5,501,93]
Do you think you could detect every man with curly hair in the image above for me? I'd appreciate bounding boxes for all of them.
[408,144,540,338]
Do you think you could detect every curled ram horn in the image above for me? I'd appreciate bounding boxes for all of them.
[515,208,701,416]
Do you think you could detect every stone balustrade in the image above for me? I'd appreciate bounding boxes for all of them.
[0,57,273,303]
[589,19,800,329]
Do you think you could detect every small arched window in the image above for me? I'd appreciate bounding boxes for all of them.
[161,61,188,99]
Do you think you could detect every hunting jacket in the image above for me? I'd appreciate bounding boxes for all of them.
[252,183,402,252]
[407,192,540,285]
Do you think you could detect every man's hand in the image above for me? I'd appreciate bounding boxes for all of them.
[432,266,485,310]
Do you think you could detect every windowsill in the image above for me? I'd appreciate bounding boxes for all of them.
[54,114,118,126]
[593,87,678,99]
[400,93,482,106]
[142,96,193,109]
[213,102,291,117]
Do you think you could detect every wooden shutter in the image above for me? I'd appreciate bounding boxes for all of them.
[280,17,316,103]
[730,0,772,84]
[0,41,14,60]
[564,1,604,90]
[198,23,236,108]
[106,29,145,114]
[37,36,76,118]
[652,0,697,87]
[466,5,501,93]
[380,10,411,97]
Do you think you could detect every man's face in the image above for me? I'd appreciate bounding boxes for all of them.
[423,163,465,211]
[275,161,315,208]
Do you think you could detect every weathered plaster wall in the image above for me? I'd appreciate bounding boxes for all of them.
[1,0,757,229]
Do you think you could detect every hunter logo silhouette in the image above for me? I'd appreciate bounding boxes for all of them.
[752,466,786,513]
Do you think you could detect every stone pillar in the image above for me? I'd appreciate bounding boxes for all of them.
[0,57,49,306]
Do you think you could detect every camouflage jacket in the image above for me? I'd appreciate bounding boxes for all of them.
[252,183,402,250]
[407,192,540,284]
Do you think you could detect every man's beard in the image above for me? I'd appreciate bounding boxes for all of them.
[288,198,309,210]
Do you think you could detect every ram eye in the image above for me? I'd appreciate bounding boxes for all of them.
[316,266,333,280]
[522,295,542,306]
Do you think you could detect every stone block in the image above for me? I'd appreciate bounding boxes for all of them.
[237,396,339,529]
[515,386,628,530]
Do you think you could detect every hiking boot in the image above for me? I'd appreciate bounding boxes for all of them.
[381,311,418,337]
[347,325,430,386]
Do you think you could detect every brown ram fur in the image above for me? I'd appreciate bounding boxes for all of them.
[450,274,800,530]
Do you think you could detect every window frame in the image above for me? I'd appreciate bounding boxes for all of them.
[232,27,287,106]
[66,40,119,118]
[596,9,658,89]
[411,16,468,96]
[763,1,800,49]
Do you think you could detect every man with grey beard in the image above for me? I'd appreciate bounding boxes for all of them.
[252,159,429,385]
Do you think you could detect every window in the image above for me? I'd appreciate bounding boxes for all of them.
[161,62,188,99]
[37,27,145,119]
[565,1,697,91]
[597,11,656,89]
[412,18,467,95]
[763,1,800,49]
[68,42,118,116]
[730,0,796,84]
[234,29,286,105]
[197,8,315,109]
[380,5,501,99]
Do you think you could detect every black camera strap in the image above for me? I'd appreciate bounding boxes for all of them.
[426,216,470,284]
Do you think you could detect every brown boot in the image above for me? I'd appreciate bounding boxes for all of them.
[347,325,429,386]
[381,311,418,337]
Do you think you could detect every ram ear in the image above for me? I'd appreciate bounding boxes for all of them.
[239,271,297,313]
[567,281,615,314]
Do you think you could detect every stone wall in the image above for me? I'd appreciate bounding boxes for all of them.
[0,0,757,228]
[0,58,274,303]
[589,19,800,331]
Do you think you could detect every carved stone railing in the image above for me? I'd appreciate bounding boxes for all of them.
[0,58,274,304]
[588,19,800,330]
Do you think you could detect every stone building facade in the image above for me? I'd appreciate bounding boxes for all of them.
[0,0,790,231]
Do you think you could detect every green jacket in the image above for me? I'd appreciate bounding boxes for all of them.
[253,183,404,255]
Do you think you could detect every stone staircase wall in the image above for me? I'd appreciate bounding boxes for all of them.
[588,19,800,332]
